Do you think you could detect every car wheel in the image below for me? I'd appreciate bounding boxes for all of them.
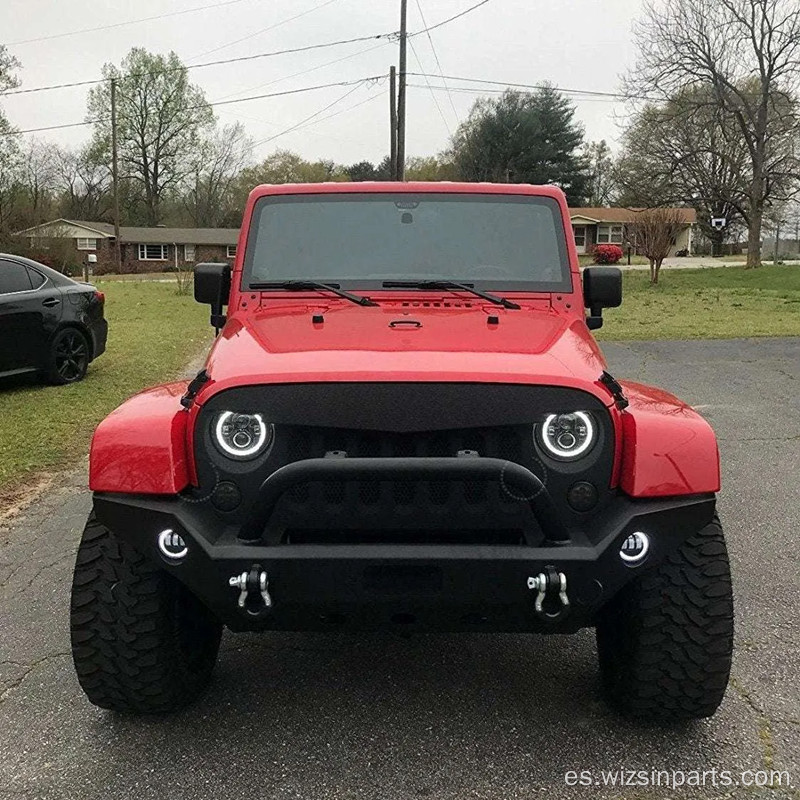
[596,515,734,719]
[47,327,90,384]
[70,513,223,713]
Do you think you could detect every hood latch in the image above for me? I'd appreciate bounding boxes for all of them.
[180,368,210,409]
[599,370,630,410]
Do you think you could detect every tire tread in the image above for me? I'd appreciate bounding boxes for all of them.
[597,515,734,719]
[70,513,222,713]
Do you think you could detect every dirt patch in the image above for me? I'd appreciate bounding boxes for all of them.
[0,475,55,527]
[0,460,88,529]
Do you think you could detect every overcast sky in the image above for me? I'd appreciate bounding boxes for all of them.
[1,0,644,165]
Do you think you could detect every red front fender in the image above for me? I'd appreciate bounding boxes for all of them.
[89,382,191,495]
[618,381,720,497]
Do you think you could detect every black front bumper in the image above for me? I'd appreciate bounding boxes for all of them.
[93,456,716,633]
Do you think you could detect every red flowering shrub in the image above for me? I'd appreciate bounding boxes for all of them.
[592,244,624,264]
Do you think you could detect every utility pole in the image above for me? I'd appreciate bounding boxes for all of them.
[396,0,408,181]
[389,66,398,180]
[110,78,122,273]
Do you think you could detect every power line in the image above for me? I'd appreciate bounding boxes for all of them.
[250,88,384,149]
[408,72,633,99]
[217,92,381,148]
[408,38,452,135]
[0,33,396,98]
[292,90,384,134]
[407,83,619,102]
[414,0,459,123]
[2,0,253,47]
[187,0,341,62]
[411,0,492,35]
[1,76,384,137]
[210,77,383,110]
[3,73,631,138]
[211,37,391,103]
[250,82,366,147]
[0,120,100,136]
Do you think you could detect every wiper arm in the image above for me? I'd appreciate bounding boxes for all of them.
[250,280,377,307]
[383,280,520,310]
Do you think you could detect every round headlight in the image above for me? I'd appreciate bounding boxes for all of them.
[214,412,271,460]
[538,411,596,460]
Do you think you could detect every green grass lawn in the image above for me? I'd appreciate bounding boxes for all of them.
[0,266,798,495]
[0,281,210,495]
[578,254,650,266]
[596,264,800,340]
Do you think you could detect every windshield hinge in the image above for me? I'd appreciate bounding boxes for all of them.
[181,368,210,409]
[599,370,629,410]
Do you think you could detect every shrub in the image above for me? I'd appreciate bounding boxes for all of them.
[593,244,624,264]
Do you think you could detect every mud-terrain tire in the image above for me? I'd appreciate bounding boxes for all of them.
[596,516,733,719]
[70,513,223,713]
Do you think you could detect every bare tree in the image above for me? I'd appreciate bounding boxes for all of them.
[615,87,752,255]
[630,0,800,267]
[53,145,112,221]
[17,138,58,226]
[0,46,23,245]
[584,140,617,206]
[183,123,252,227]
[0,128,22,244]
[630,208,687,284]
[87,48,214,225]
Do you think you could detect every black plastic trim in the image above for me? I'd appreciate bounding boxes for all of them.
[239,456,568,543]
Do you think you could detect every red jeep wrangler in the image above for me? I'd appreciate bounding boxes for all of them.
[70,183,733,718]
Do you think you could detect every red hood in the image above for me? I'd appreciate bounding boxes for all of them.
[199,300,614,406]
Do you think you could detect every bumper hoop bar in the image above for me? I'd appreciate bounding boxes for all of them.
[239,456,569,543]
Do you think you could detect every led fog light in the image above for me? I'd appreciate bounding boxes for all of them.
[620,531,650,564]
[158,529,188,561]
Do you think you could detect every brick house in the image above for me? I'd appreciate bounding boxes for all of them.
[13,219,240,274]
[569,207,697,257]
[16,209,697,272]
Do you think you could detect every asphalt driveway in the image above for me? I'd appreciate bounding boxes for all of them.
[1,338,798,799]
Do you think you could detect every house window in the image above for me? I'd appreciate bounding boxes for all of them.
[226,245,237,258]
[597,225,624,244]
[138,244,168,261]
[76,238,97,250]
[184,244,196,262]
[572,225,586,247]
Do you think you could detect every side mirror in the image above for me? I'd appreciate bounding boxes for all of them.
[194,263,231,331]
[583,266,622,330]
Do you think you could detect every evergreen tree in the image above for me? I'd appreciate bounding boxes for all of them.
[447,86,590,204]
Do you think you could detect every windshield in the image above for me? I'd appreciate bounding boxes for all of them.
[243,193,572,292]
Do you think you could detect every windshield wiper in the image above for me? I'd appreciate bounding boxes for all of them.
[382,280,521,310]
[250,280,377,307]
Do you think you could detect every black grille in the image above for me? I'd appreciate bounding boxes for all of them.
[193,382,615,543]
[275,424,531,517]
[282,424,526,462]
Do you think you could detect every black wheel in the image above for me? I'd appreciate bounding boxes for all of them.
[47,327,90,384]
[70,513,223,713]
[596,515,734,719]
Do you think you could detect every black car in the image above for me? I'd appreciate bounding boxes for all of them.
[0,254,108,384]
